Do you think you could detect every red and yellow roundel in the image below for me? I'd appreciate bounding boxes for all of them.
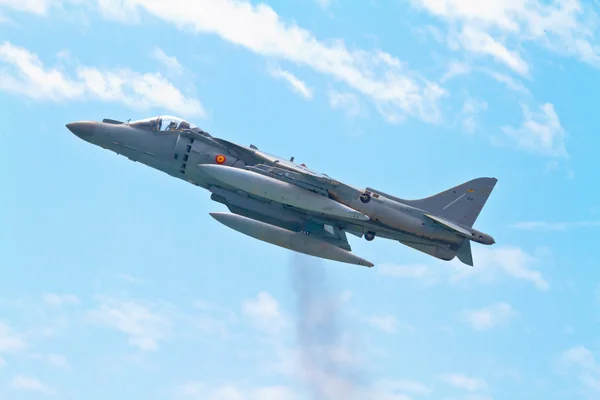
[215,154,226,164]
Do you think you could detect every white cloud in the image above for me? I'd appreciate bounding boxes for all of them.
[11,375,54,394]
[441,373,487,391]
[375,379,433,396]
[94,0,143,23]
[328,90,363,118]
[463,302,517,330]
[380,246,549,290]
[42,293,80,306]
[458,26,529,75]
[511,220,600,231]
[560,346,600,396]
[95,0,446,124]
[0,322,26,353]
[152,47,184,74]
[314,0,332,9]
[0,0,53,15]
[441,61,471,82]
[192,299,239,337]
[0,41,205,117]
[173,382,298,400]
[378,263,439,284]
[242,292,285,334]
[367,315,399,333]
[269,67,313,99]
[502,103,567,157]
[86,297,171,351]
[412,0,600,72]
[29,353,70,369]
[116,273,143,283]
[367,315,413,334]
[460,97,487,134]
[450,245,550,290]
[486,70,530,94]
[173,381,203,397]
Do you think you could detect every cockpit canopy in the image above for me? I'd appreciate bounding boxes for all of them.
[129,115,200,132]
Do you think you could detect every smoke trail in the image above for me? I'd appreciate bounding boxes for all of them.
[289,253,368,400]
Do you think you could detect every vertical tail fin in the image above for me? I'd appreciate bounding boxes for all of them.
[399,177,497,227]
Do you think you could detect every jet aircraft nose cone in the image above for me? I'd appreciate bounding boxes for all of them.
[66,121,98,139]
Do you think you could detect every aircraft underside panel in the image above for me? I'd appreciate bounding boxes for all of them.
[398,239,459,262]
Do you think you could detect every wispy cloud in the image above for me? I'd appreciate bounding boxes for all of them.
[459,97,487,134]
[42,293,80,307]
[94,0,446,124]
[378,263,439,284]
[440,60,471,82]
[192,299,239,338]
[501,103,568,157]
[11,375,54,395]
[314,0,333,9]
[486,70,530,94]
[242,292,286,334]
[366,315,413,334]
[173,382,298,400]
[328,90,364,118]
[152,47,184,75]
[0,41,205,117]
[0,322,26,353]
[116,273,143,283]
[29,353,70,369]
[412,0,600,72]
[85,297,171,351]
[0,0,54,15]
[560,346,600,396]
[463,302,517,330]
[457,26,529,75]
[269,67,313,100]
[511,220,600,231]
[374,379,433,396]
[379,245,549,290]
[440,373,488,391]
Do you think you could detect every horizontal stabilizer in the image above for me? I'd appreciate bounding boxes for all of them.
[424,213,472,238]
[398,239,458,262]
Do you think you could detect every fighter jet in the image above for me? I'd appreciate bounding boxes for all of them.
[66,115,497,267]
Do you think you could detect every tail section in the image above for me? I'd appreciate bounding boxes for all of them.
[456,239,474,266]
[400,177,497,227]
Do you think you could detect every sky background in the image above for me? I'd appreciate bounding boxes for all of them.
[1,0,600,399]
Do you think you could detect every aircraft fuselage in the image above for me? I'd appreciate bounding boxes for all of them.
[66,115,496,267]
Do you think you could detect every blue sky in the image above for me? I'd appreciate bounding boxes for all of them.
[1,0,600,399]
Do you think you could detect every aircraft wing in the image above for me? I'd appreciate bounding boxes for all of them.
[208,186,355,251]
[211,138,364,200]
[207,185,374,267]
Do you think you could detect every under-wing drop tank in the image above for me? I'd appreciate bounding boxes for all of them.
[199,164,369,221]
[209,212,374,267]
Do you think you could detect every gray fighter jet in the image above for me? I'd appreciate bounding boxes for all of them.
[66,115,497,267]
